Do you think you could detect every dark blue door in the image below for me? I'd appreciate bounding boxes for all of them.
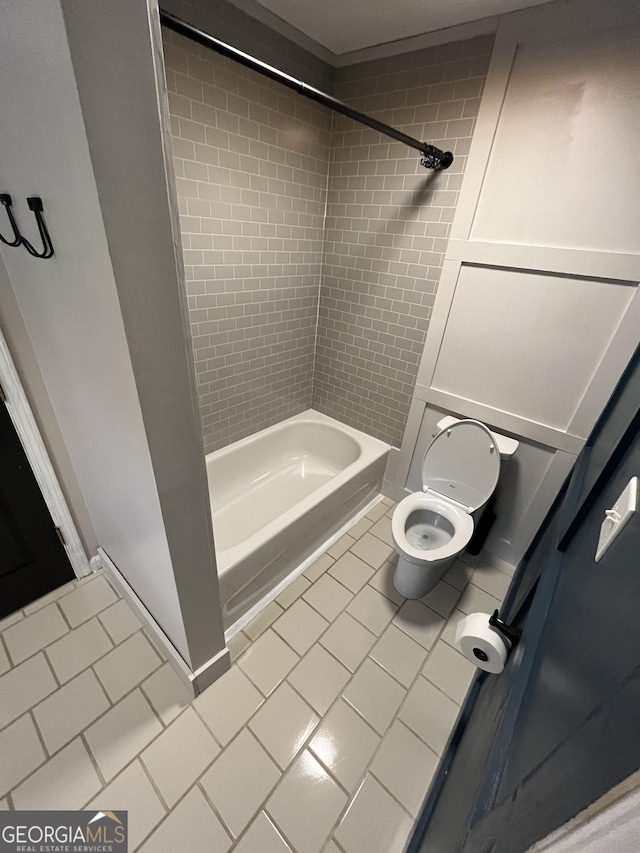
[411,352,640,852]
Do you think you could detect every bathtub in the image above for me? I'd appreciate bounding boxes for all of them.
[206,409,390,633]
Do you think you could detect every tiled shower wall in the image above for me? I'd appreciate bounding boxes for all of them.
[163,30,332,452]
[164,21,493,451]
[314,37,494,446]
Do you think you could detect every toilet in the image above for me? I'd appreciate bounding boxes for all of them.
[391,417,518,599]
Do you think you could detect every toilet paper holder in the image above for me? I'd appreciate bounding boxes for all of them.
[489,609,522,648]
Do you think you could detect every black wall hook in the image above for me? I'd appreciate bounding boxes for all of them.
[0,195,22,248]
[0,194,54,259]
[22,197,54,259]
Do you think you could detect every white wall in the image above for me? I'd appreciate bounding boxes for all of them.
[396,0,640,565]
[0,0,226,679]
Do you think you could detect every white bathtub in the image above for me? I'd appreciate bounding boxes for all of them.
[206,410,390,632]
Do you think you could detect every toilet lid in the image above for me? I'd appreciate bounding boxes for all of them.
[421,419,500,511]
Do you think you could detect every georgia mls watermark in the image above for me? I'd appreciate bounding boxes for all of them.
[0,811,127,853]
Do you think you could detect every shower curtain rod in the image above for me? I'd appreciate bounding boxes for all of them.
[160,11,454,170]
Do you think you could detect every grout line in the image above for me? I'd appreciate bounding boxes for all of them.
[80,731,107,791]
[0,632,14,671]
[196,778,237,844]
[29,708,50,762]
[42,648,62,689]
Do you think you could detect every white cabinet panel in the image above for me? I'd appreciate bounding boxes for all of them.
[471,28,640,253]
[431,265,634,429]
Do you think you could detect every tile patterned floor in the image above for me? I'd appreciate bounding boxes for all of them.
[0,497,513,852]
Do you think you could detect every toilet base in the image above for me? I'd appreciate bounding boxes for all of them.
[393,554,456,599]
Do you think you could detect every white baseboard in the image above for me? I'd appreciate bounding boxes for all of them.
[98,547,230,697]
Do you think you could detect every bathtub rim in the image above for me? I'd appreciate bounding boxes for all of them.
[223,492,385,641]
[206,409,390,574]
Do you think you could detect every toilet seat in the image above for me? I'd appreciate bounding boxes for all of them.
[392,420,500,567]
[421,419,500,511]
[392,490,474,564]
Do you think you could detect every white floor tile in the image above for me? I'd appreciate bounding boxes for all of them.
[327,534,355,560]
[456,582,501,616]
[0,610,24,632]
[238,630,299,697]
[3,604,68,665]
[12,738,101,811]
[0,714,46,797]
[227,631,251,662]
[0,653,57,729]
[33,669,110,754]
[277,574,311,610]
[365,502,388,522]
[234,812,292,853]
[422,641,476,704]
[288,645,350,715]
[347,516,373,540]
[421,580,460,618]
[441,608,467,648]
[99,599,143,644]
[393,599,444,650]
[470,563,512,601]
[23,581,75,615]
[399,677,460,756]
[87,760,166,852]
[347,586,399,636]
[303,553,334,583]
[249,682,319,770]
[267,750,348,853]
[201,729,280,838]
[244,601,284,641]
[371,720,439,816]
[444,560,474,591]
[141,707,220,807]
[85,690,163,782]
[194,666,263,746]
[58,575,118,628]
[350,533,394,569]
[328,553,375,594]
[319,613,376,673]
[272,599,329,655]
[309,700,379,792]
[141,662,192,725]
[303,574,353,622]
[343,659,405,735]
[334,775,412,853]
[370,623,428,688]
[369,516,394,547]
[137,787,232,853]
[46,618,113,683]
[365,560,405,606]
[94,632,162,703]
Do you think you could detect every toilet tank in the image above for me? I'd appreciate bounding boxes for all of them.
[435,416,519,462]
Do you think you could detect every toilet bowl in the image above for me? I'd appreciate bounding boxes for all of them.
[392,418,517,599]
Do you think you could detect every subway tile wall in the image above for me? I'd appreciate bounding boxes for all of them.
[163,30,332,452]
[314,36,494,446]
[163,18,493,451]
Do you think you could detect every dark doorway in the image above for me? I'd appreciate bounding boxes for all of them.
[0,395,75,618]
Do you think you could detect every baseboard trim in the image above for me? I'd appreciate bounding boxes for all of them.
[98,547,230,697]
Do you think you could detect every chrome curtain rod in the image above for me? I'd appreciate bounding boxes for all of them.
[159,11,454,170]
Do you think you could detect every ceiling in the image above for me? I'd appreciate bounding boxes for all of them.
[246,0,556,55]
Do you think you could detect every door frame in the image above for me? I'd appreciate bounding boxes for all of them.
[0,324,90,578]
